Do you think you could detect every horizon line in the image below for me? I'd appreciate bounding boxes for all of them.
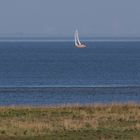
[0,38,140,42]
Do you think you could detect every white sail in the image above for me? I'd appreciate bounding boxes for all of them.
[74,30,86,48]
[75,30,81,45]
[74,31,78,46]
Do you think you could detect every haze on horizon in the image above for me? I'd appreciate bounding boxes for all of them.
[0,0,140,38]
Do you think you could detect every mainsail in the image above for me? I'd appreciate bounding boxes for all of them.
[74,30,86,48]
[75,30,81,46]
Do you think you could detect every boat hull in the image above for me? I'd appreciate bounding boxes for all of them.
[76,44,87,48]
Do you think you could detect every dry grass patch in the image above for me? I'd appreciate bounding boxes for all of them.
[0,104,140,139]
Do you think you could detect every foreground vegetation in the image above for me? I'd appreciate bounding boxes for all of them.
[0,104,140,140]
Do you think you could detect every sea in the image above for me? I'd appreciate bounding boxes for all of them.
[0,41,140,106]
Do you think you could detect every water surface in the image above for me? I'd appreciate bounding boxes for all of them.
[0,41,140,105]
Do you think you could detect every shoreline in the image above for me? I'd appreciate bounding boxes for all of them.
[0,86,140,106]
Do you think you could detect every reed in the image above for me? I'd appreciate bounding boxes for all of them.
[0,104,140,140]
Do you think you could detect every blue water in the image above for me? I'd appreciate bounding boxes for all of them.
[0,41,140,105]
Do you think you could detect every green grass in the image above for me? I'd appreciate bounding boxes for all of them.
[0,104,140,140]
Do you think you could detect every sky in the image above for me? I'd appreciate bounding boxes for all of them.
[0,0,140,38]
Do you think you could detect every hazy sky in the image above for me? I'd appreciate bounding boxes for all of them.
[0,0,140,37]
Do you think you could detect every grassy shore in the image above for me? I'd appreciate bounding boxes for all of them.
[0,104,140,140]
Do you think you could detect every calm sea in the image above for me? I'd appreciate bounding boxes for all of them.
[0,41,140,105]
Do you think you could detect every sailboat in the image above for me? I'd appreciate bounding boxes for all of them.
[74,30,86,48]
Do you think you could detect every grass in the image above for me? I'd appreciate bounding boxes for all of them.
[0,104,140,140]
